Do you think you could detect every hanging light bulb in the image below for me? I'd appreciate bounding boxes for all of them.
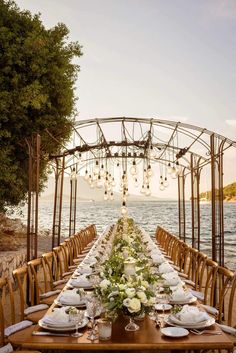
[167,162,172,174]
[149,145,155,158]
[94,160,100,175]
[145,184,151,196]
[125,187,129,196]
[171,166,177,179]
[159,182,165,191]
[111,177,116,187]
[97,175,103,188]
[159,175,163,184]
[140,184,145,194]
[147,165,153,177]
[164,177,169,187]
[70,168,77,180]
[90,182,95,189]
[84,169,89,181]
[110,192,114,201]
[88,175,92,185]
[104,190,108,201]
[130,160,137,176]
[107,184,112,191]
[121,201,128,215]
[134,178,139,188]
[100,164,105,177]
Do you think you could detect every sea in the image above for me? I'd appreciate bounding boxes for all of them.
[12,200,236,271]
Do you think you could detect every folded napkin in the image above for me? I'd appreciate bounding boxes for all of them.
[4,320,33,337]
[217,324,236,336]
[162,272,182,286]
[200,304,219,316]
[77,266,93,275]
[0,343,13,353]
[159,262,175,274]
[171,287,193,301]
[176,305,209,324]
[40,289,61,299]
[70,275,92,288]
[83,256,97,265]
[42,307,70,326]
[59,289,83,305]
[152,254,165,265]
[190,289,204,301]
[24,303,49,315]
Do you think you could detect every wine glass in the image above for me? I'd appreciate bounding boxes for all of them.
[86,297,102,341]
[69,309,85,337]
[157,294,169,327]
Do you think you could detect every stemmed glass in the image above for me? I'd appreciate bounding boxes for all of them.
[157,294,169,327]
[86,296,102,341]
[69,309,85,337]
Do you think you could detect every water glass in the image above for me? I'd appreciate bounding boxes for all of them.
[97,318,112,340]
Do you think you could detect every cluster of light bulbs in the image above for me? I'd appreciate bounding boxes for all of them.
[83,161,116,201]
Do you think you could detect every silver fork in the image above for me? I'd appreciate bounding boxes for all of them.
[190,329,222,335]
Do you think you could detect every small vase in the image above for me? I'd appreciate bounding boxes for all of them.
[125,317,140,331]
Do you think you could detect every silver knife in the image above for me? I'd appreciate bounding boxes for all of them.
[32,331,70,337]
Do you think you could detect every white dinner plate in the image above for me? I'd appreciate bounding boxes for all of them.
[169,296,197,305]
[165,316,215,329]
[161,327,189,338]
[54,299,86,307]
[155,303,172,311]
[38,317,89,332]
[69,280,93,289]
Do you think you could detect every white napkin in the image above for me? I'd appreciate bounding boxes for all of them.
[0,343,13,353]
[159,262,175,274]
[24,303,49,315]
[171,287,193,301]
[40,289,61,299]
[152,254,165,264]
[4,320,33,337]
[83,256,97,264]
[176,305,209,324]
[43,307,70,326]
[77,266,93,275]
[70,275,92,288]
[217,324,236,336]
[162,272,182,286]
[59,289,83,305]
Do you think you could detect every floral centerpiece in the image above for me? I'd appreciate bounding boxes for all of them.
[95,217,157,331]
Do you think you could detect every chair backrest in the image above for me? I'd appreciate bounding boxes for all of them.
[203,259,218,306]
[28,258,49,305]
[216,266,235,324]
[0,277,15,346]
[42,252,56,291]
[195,252,207,291]
[227,273,236,327]
[12,266,28,321]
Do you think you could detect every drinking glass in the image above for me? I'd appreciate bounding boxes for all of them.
[86,297,102,341]
[69,309,85,337]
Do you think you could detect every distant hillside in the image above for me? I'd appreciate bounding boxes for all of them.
[199,182,236,201]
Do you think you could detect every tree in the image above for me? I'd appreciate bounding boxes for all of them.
[0,0,82,212]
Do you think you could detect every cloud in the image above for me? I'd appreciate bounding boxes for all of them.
[225,120,236,127]
[205,0,236,21]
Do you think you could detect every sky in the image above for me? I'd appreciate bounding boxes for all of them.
[14,0,236,198]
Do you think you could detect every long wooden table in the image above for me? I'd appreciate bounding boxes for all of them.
[8,226,234,351]
[9,314,233,351]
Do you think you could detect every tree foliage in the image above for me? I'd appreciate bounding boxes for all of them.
[0,0,82,212]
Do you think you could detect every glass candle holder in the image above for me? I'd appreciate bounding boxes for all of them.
[97,318,112,340]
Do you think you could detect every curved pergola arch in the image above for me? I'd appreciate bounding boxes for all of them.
[27,117,236,270]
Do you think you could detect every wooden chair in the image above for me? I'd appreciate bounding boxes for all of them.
[27,259,60,306]
[41,252,67,290]
[0,277,40,353]
[13,266,48,324]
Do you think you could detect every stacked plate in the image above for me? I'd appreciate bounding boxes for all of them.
[165,314,215,329]
[38,317,89,332]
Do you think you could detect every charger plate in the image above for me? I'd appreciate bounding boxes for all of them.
[165,316,215,329]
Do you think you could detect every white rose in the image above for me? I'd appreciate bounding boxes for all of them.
[123,298,131,307]
[125,288,136,298]
[137,291,148,304]
[128,298,141,313]
[141,280,149,288]
[147,297,156,306]
[119,284,125,290]
[99,279,110,290]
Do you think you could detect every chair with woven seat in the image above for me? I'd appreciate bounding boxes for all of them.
[27,259,60,306]
[0,277,40,353]
[13,267,48,324]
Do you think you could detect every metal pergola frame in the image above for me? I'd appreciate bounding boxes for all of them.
[26,117,236,268]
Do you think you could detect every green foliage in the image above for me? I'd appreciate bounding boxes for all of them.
[199,182,236,201]
[0,0,82,212]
